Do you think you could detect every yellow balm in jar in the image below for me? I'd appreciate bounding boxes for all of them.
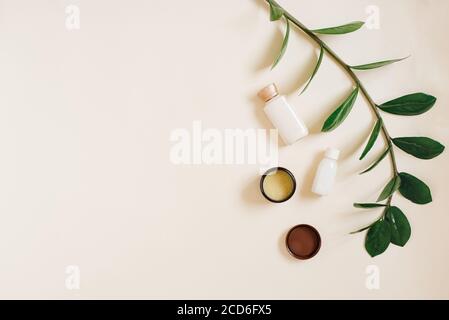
[260,167,296,203]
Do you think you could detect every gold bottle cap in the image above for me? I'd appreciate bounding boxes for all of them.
[258,83,279,102]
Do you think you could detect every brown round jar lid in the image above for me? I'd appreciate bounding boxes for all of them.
[286,224,321,260]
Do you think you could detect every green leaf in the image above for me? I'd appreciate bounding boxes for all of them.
[300,45,324,95]
[398,172,432,204]
[354,203,387,209]
[385,206,411,247]
[360,120,382,160]
[392,137,445,160]
[360,146,390,175]
[350,56,409,70]
[378,93,437,116]
[365,220,391,257]
[350,224,373,234]
[312,21,365,35]
[271,17,290,69]
[321,86,359,132]
[377,175,401,202]
[268,0,284,21]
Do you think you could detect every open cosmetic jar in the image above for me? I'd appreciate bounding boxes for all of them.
[285,224,321,260]
[260,167,296,203]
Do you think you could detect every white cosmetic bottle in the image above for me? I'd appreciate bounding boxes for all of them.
[257,84,309,145]
[312,148,340,196]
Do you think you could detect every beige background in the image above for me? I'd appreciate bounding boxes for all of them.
[0,0,448,299]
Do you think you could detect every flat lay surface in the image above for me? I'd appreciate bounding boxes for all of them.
[0,0,448,299]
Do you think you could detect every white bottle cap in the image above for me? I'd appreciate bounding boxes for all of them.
[325,147,340,160]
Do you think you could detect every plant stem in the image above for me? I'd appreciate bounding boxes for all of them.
[267,0,399,204]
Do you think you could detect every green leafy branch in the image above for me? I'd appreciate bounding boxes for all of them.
[265,0,445,257]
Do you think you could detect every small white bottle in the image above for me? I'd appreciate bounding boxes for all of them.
[312,148,340,196]
[257,84,309,145]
